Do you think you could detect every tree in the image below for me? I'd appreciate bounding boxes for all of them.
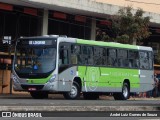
[111,6,151,45]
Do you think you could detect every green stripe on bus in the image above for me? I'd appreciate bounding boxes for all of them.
[27,74,52,84]
[77,39,138,49]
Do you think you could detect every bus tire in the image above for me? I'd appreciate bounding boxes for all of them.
[63,81,80,100]
[83,93,99,100]
[30,91,48,99]
[113,83,130,100]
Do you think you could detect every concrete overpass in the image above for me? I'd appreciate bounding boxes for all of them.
[1,0,160,23]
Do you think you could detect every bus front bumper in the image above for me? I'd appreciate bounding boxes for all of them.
[13,81,58,92]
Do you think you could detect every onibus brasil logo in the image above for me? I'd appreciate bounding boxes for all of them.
[1,112,42,118]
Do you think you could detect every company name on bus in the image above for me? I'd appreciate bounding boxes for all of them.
[29,41,45,45]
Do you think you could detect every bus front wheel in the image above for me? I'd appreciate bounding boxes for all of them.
[113,83,130,100]
[63,81,80,100]
[30,91,48,99]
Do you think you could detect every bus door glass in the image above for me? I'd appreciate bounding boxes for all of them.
[58,43,71,91]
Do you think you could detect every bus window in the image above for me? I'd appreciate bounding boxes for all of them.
[59,45,69,65]
[81,46,94,65]
[94,47,104,66]
[82,46,88,65]
[117,49,128,67]
[107,48,117,67]
[59,49,68,65]
[102,48,107,65]
[71,45,81,64]
[148,52,153,69]
[139,51,149,69]
[87,46,94,65]
[128,50,139,68]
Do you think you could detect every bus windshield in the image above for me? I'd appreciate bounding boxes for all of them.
[14,46,56,78]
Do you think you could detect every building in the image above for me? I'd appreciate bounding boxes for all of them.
[0,0,160,94]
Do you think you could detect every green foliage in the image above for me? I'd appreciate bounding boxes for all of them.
[101,34,110,42]
[112,6,151,45]
[116,34,129,43]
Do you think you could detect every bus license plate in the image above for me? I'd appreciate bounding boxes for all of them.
[28,88,36,91]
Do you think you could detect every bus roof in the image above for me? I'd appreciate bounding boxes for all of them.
[77,39,152,51]
[17,36,152,51]
[18,35,59,40]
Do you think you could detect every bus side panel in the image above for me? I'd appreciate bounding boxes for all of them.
[79,66,114,92]
[79,66,116,92]
[79,66,140,93]
[78,66,106,92]
[100,68,140,92]
[138,70,154,92]
[100,67,117,92]
[58,66,78,92]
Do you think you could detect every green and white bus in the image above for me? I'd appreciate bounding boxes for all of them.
[12,35,154,100]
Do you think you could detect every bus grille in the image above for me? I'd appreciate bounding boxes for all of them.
[21,85,44,90]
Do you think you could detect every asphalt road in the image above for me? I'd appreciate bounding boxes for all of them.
[0,94,160,106]
[0,96,160,107]
[0,94,159,110]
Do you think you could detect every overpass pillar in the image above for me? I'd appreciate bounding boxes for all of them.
[90,18,96,40]
[41,9,49,35]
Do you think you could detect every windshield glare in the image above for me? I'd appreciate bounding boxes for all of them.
[14,47,56,74]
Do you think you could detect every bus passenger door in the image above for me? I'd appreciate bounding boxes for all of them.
[58,43,72,91]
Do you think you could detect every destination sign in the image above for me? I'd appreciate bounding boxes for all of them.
[18,39,56,46]
[29,41,45,45]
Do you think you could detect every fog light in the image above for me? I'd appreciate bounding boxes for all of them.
[48,74,56,83]
[12,74,19,83]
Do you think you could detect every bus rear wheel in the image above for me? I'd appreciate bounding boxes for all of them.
[113,83,130,100]
[63,81,80,100]
[30,91,48,99]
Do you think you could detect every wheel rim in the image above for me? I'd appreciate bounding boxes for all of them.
[69,85,77,98]
[123,85,128,98]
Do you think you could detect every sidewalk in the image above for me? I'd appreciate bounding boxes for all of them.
[129,96,160,100]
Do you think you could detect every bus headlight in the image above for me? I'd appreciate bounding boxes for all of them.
[12,74,19,83]
[48,74,56,83]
